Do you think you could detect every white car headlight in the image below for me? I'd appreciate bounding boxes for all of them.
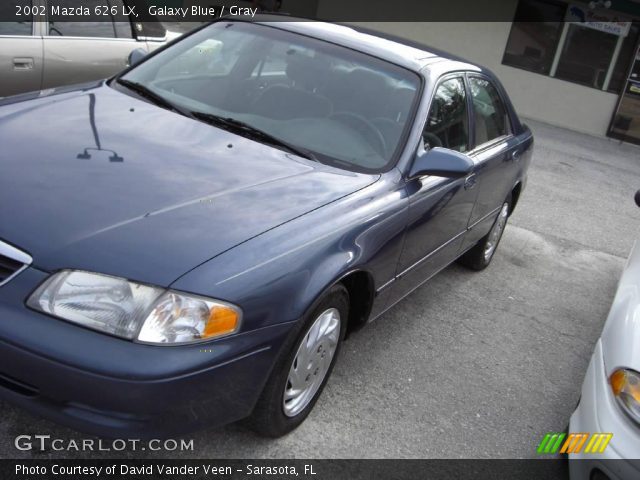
[27,270,241,345]
[610,368,640,423]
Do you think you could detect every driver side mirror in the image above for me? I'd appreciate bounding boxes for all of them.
[409,146,474,179]
[127,48,147,67]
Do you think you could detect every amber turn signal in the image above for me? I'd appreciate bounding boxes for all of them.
[204,306,240,338]
[610,368,640,424]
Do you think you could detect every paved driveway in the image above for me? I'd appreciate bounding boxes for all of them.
[1,119,639,459]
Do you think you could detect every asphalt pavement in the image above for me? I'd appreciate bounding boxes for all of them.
[1,119,639,459]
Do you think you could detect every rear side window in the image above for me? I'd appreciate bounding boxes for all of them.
[468,76,512,146]
[424,77,469,153]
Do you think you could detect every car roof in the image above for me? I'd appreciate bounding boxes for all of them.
[251,15,482,75]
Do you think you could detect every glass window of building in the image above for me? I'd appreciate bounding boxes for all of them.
[554,24,619,89]
[503,0,639,94]
[608,23,640,93]
[502,0,567,75]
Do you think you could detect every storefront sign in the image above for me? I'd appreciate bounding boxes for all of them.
[566,5,631,37]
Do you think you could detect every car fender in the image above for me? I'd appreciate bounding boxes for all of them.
[601,240,640,374]
[170,171,409,333]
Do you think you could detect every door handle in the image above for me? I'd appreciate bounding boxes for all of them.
[464,173,477,190]
[13,58,34,70]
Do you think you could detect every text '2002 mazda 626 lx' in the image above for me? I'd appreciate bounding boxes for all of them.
[0,17,533,438]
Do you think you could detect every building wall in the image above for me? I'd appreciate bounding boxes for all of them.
[314,0,621,137]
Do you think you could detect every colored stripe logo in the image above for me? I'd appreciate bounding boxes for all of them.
[537,433,612,454]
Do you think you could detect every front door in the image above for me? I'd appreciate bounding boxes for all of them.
[387,75,477,306]
[0,4,44,97]
[42,0,142,90]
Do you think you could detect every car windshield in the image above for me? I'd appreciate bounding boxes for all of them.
[118,21,421,172]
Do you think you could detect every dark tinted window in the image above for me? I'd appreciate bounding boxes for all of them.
[607,24,640,94]
[502,0,566,75]
[49,0,132,38]
[424,78,469,153]
[0,1,32,36]
[469,77,511,145]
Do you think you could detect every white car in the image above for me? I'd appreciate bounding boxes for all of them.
[569,192,640,479]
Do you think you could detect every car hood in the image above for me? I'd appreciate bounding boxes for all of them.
[601,239,640,373]
[0,83,378,286]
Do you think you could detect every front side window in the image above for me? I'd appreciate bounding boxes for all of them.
[423,77,469,153]
[48,0,132,38]
[0,0,32,36]
[0,21,32,36]
[118,21,421,172]
[468,77,512,146]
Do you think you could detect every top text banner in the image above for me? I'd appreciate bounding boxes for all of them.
[6,1,263,24]
[5,0,639,22]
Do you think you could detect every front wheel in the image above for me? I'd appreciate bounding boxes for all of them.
[247,285,348,437]
[458,197,511,271]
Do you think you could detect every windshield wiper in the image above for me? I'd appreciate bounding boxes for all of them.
[191,112,316,161]
[115,83,316,161]
[117,79,195,119]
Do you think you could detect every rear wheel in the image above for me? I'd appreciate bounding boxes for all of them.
[248,284,348,437]
[458,196,511,271]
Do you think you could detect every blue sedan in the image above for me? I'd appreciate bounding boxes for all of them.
[0,17,533,437]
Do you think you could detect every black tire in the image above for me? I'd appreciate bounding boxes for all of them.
[458,195,511,271]
[247,284,349,437]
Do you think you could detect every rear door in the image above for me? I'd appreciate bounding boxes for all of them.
[42,0,143,90]
[0,1,44,96]
[459,74,521,251]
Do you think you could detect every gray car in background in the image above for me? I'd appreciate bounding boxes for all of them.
[0,0,179,97]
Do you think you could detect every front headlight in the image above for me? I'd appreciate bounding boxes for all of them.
[27,270,241,345]
[610,368,640,423]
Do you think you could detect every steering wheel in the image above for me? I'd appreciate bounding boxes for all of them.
[423,132,443,150]
[330,112,387,157]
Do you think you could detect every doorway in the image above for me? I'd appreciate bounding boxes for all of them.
[609,44,640,145]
